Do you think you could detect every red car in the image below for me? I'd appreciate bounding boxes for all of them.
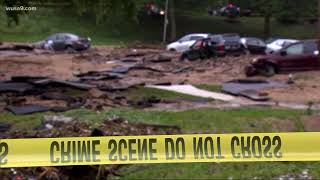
[245,40,320,77]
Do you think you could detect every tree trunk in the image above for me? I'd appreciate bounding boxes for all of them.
[264,14,271,39]
[163,0,169,43]
[169,0,176,41]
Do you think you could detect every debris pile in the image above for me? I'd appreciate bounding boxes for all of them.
[0,116,180,179]
[222,79,288,101]
[0,43,34,51]
[0,76,132,114]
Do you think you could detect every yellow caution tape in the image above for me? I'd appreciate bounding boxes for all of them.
[1,132,320,168]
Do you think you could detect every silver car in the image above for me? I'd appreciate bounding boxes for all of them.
[36,33,91,51]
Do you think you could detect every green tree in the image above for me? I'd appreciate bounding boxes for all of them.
[169,0,176,41]
[1,0,30,26]
[248,0,278,38]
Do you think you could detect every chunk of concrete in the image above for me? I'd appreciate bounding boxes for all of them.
[6,104,51,115]
[222,79,287,95]
[0,82,34,93]
[222,79,287,101]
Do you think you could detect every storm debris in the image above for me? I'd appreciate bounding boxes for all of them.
[0,44,34,51]
[6,104,51,115]
[222,79,288,101]
[0,116,180,179]
[0,82,34,93]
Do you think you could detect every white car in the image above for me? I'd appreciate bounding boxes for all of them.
[166,33,210,52]
[266,39,298,54]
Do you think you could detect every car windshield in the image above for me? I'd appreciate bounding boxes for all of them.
[63,34,79,40]
[178,35,190,42]
[285,43,304,55]
[247,38,265,45]
[266,38,277,44]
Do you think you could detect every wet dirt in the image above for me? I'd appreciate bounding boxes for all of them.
[263,71,320,103]
[1,43,320,179]
[302,115,320,131]
[0,116,180,179]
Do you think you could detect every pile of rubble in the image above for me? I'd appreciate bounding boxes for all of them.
[0,43,34,51]
[0,115,180,179]
[0,77,132,114]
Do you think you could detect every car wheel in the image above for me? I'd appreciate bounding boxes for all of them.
[245,66,258,77]
[180,54,188,61]
[66,46,76,53]
[243,48,250,55]
[246,50,251,55]
[169,48,176,52]
[259,64,276,77]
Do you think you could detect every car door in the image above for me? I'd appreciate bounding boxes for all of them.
[278,43,309,71]
[175,35,191,52]
[180,35,205,52]
[302,41,319,70]
[250,39,266,53]
[52,34,66,51]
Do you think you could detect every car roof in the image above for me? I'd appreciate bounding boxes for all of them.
[241,37,262,40]
[301,39,318,43]
[283,39,318,46]
[186,33,210,37]
[273,39,298,42]
[49,33,79,38]
[211,33,239,37]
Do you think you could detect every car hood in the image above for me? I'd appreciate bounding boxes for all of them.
[267,44,281,49]
[255,53,280,61]
[167,42,179,47]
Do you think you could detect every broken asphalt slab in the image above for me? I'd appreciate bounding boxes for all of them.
[0,82,35,93]
[9,76,96,90]
[146,85,235,101]
[0,44,34,51]
[222,79,288,101]
[33,79,96,90]
[6,104,51,115]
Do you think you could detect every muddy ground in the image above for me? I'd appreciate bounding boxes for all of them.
[0,44,320,104]
[1,44,320,179]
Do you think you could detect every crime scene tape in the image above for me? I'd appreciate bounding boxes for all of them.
[0,132,320,168]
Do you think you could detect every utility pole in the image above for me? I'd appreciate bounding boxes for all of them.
[163,0,169,43]
[318,0,320,50]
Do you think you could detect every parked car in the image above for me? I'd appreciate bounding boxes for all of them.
[210,33,243,56]
[240,37,266,54]
[208,7,226,16]
[209,4,240,18]
[240,9,252,17]
[36,33,91,51]
[266,38,298,54]
[180,38,216,61]
[245,40,319,77]
[142,2,165,16]
[166,33,210,52]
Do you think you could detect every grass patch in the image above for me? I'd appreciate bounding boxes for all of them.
[0,107,304,133]
[295,74,315,81]
[122,86,213,102]
[116,161,317,179]
[0,107,316,178]
[195,84,222,92]
[0,112,43,130]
